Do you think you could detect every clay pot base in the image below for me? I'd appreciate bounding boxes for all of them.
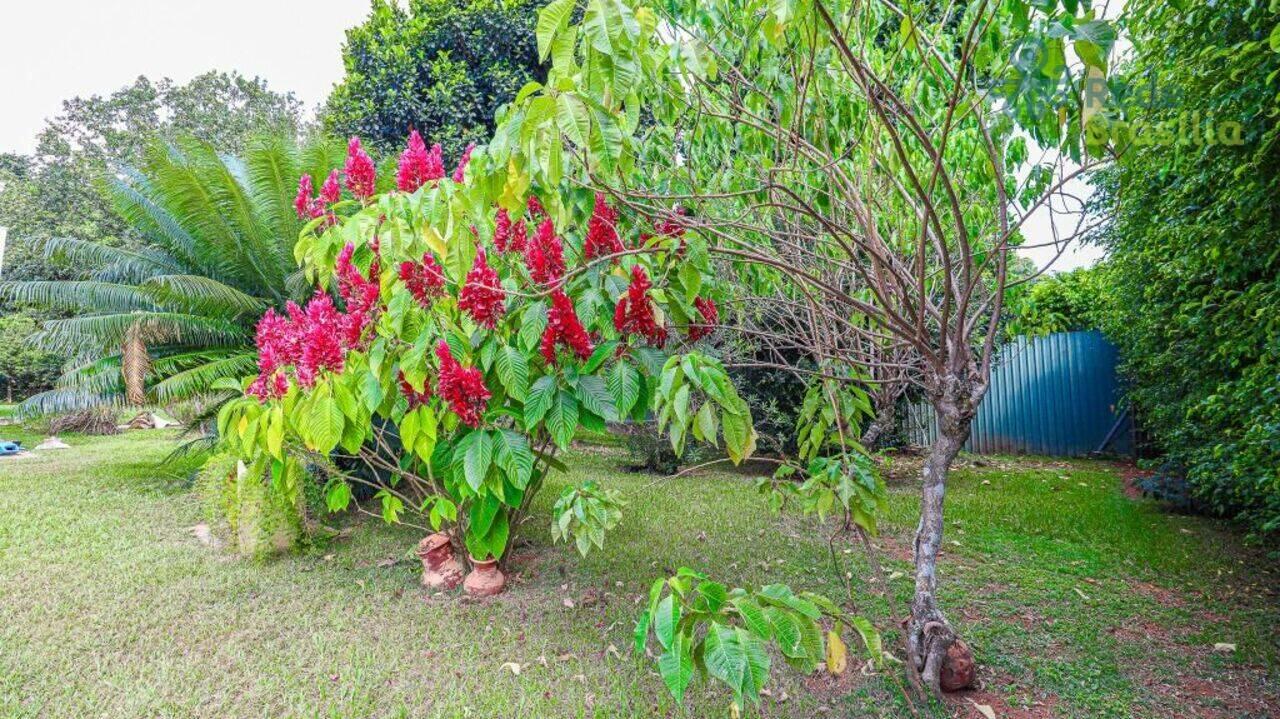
[417,533,464,591]
[463,557,506,597]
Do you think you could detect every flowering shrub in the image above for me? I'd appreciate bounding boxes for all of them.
[214,131,751,563]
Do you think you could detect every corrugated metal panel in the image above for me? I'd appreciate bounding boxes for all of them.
[906,331,1131,457]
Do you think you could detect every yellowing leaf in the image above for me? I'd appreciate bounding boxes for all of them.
[825,630,848,675]
[423,226,446,260]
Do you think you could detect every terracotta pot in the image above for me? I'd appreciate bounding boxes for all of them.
[940,639,976,691]
[463,556,506,597]
[416,533,463,590]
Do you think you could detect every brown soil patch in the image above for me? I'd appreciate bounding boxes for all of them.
[1137,669,1280,719]
[1126,579,1187,608]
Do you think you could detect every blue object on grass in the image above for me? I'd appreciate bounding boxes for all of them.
[0,441,21,456]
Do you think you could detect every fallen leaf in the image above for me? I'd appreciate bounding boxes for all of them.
[606,644,622,660]
[501,662,521,675]
[825,630,848,675]
[1072,586,1090,601]
[376,557,399,568]
[1212,643,1237,653]
[968,699,997,719]
[563,598,575,609]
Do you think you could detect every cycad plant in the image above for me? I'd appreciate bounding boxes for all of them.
[0,134,343,416]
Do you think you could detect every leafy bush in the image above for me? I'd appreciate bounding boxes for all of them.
[1089,0,1280,536]
[212,132,756,561]
[0,310,62,401]
[635,569,881,714]
[1004,266,1107,338]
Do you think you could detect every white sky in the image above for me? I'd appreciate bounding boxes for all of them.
[0,0,370,156]
[0,0,1104,272]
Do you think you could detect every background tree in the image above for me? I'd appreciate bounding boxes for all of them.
[0,135,341,414]
[323,0,546,159]
[507,0,1116,692]
[1088,0,1280,536]
[0,71,305,403]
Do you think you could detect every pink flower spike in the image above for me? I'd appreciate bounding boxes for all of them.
[343,136,377,201]
[294,174,314,220]
[452,143,475,183]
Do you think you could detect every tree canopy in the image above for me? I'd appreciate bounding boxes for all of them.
[323,0,546,159]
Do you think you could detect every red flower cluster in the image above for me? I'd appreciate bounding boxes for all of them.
[458,248,505,328]
[435,340,490,428]
[525,218,565,286]
[688,296,718,341]
[334,242,382,348]
[541,290,594,365]
[583,192,625,262]
[452,143,474,183]
[396,129,445,192]
[527,194,546,218]
[614,265,668,346]
[493,208,527,254]
[343,136,377,201]
[248,291,363,400]
[655,206,688,237]
[398,253,446,308]
[398,369,432,410]
[294,170,341,221]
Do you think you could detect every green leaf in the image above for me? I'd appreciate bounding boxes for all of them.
[470,492,501,537]
[307,395,345,454]
[654,594,680,650]
[525,375,557,428]
[536,0,576,62]
[608,360,641,417]
[657,631,694,704]
[494,429,535,489]
[575,373,618,421]
[496,345,530,401]
[556,93,592,148]
[325,481,351,513]
[703,623,747,699]
[463,431,494,493]
[547,390,579,450]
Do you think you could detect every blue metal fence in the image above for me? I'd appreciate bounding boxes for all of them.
[905,331,1131,457]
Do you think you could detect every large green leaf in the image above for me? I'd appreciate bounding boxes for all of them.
[546,389,579,450]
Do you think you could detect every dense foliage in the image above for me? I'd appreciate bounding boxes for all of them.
[1004,266,1107,338]
[323,0,545,159]
[0,136,340,414]
[1090,0,1280,535]
[0,310,62,401]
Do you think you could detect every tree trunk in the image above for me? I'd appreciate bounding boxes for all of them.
[860,400,896,449]
[122,322,149,407]
[907,390,974,693]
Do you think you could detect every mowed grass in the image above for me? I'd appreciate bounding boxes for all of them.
[0,432,1276,718]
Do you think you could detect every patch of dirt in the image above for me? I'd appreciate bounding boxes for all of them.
[1115,461,1155,500]
[1106,616,1179,647]
[945,670,1060,719]
[1134,666,1280,719]
[1126,579,1188,608]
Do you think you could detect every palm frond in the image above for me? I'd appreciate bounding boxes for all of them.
[17,387,120,419]
[43,237,183,284]
[244,133,304,261]
[0,280,156,313]
[149,352,258,403]
[30,312,246,356]
[54,354,126,396]
[139,274,268,319]
[107,170,203,270]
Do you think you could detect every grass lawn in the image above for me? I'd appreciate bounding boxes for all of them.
[0,431,1276,718]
